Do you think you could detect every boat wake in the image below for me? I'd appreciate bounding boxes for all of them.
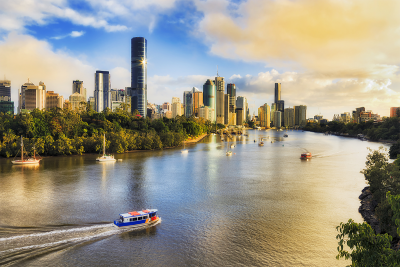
[0,220,161,266]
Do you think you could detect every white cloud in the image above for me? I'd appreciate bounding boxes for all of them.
[70,31,85,37]
[51,30,86,40]
[0,32,94,104]
[0,0,178,34]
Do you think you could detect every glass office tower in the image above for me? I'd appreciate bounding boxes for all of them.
[131,37,147,117]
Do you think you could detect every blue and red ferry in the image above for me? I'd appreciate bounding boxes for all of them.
[113,209,160,228]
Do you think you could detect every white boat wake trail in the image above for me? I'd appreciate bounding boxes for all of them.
[0,220,161,265]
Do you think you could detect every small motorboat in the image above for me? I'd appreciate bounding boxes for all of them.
[301,152,312,160]
[283,134,288,137]
[226,151,232,156]
[114,209,160,228]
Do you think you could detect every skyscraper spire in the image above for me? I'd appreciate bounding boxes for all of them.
[217,65,219,77]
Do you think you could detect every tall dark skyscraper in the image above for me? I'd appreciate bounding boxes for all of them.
[131,37,147,117]
[227,83,236,113]
[274,83,281,104]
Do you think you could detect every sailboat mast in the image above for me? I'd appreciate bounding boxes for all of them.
[21,136,23,161]
[103,134,106,156]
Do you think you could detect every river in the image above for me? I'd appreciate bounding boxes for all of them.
[0,130,389,266]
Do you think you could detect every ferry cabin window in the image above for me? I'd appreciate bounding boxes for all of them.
[133,217,138,221]
[138,217,142,221]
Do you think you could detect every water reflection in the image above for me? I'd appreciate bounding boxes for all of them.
[0,131,390,266]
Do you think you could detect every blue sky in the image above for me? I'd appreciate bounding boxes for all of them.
[1,0,400,119]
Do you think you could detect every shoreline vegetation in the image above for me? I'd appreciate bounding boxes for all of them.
[303,117,400,159]
[0,107,223,158]
[336,148,400,265]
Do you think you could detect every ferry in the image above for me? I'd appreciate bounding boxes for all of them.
[301,152,312,160]
[114,209,160,228]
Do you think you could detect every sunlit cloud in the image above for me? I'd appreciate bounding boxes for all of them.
[195,0,400,80]
[0,32,94,103]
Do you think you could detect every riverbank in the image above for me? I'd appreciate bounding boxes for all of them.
[183,133,208,143]
[359,186,380,233]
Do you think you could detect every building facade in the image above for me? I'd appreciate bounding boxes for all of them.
[24,81,46,111]
[0,80,11,101]
[284,108,295,128]
[215,76,225,124]
[130,37,147,117]
[274,83,281,104]
[46,91,63,110]
[94,70,111,112]
[294,105,307,127]
[172,97,182,118]
[72,80,86,100]
[236,96,247,123]
[203,79,216,122]
[69,92,86,111]
[227,83,236,114]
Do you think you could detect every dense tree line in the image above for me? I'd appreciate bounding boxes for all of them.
[304,118,400,158]
[0,107,215,157]
[336,148,400,266]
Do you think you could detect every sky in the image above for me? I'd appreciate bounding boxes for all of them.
[1,0,400,119]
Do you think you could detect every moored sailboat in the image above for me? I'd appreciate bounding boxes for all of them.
[96,134,116,162]
[12,136,41,165]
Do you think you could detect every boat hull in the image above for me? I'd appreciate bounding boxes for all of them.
[12,159,41,165]
[96,156,116,162]
[113,217,161,228]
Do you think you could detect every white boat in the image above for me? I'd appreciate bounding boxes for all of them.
[226,142,233,156]
[181,142,188,153]
[230,144,235,148]
[258,138,264,146]
[114,209,161,228]
[12,136,41,165]
[96,134,116,162]
[283,134,288,137]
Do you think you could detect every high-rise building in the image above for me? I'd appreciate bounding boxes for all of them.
[284,107,295,128]
[0,80,11,101]
[390,107,400,117]
[274,111,282,128]
[0,101,14,114]
[130,37,147,117]
[294,105,307,126]
[259,104,270,128]
[88,97,95,110]
[203,79,216,122]
[215,76,225,124]
[72,80,86,100]
[69,92,86,111]
[94,70,111,112]
[193,90,203,117]
[270,103,276,126]
[274,83,281,104]
[227,83,236,113]
[46,91,63,110]
[236,108,244,126]
[355,107,365,123]
[0,80,13,114]
[25,81,46,111]
[277,100,285,126]
[224,94,229,125]
[172,97,182,118]
[183,91,193,117]
[236,96,247,123]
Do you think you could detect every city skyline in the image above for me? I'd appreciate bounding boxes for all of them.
[1,0,400,119]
